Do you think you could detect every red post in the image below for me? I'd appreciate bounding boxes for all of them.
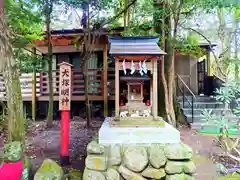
[60,110,70,165]
[58,62,72,166]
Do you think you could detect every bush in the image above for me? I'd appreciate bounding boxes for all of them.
[3,141,23,162]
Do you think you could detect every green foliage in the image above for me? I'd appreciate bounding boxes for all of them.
[121,22,158,36]
[14,49,45,73]
[3,141,23,162]
[216,172,240,180]
[20,157,32,180]
[200,109,237,130]
[67,169,82,180]
[4,0,44,73]
[60,0,116,23]
[5,0,43,45]
[233,107,240,116]
[200,109,218,123]
[215,81,240,104]
[215,87,235,104]
[201,81,240,132]
[175,34,206,58]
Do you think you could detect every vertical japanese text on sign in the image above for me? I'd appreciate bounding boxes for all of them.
[59,62,72,111]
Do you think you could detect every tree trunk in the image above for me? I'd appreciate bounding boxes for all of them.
[165,0,183,127]
[167,45,177,127]
[4,65,25,142]
[84,4,91,127]
[217,8,231,75]
[32,48,37,121]
[124,0,128,32]
[159,3,170,122]
[46,1,54,127]
[0,3,25,142]
[235,20,239,81]
[153,1,168,117]
[84,61,91,127]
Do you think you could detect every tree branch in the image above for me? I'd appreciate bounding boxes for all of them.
[97,0,137,30]
[227,153,240,162]
[179,24,226,79]
[23,47,43,57]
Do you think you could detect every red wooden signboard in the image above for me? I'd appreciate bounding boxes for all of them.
[58,62,72,166]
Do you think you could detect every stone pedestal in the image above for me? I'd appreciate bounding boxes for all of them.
[83,140,196,180]
[98,118,180,145]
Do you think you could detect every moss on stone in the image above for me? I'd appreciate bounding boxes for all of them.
[68,169,82,180]
[118,120,165,127]
[216,173,240,180]
[34,159,64,180]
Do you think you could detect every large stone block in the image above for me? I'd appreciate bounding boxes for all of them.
[83,168,105,180]
[34,159,64,180]
[166,173,195,180]
[141,166,166,179]
[99,119,180,144]
[68,169,82,180]
[148,144,167,168]
[165,161,196,174]
[118,165,146,180]
[106,168,121,180]
[123,146,148,172]
[164,143,193,160]
[108,144,121,166]
[85,155,107,171]
[87,141,105,155]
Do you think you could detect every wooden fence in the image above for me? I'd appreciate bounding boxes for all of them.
[0,68,115,101]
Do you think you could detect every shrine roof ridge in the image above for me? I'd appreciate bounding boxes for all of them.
[108,36,160,44]
[58,61,73,67]
[108,36,166,56]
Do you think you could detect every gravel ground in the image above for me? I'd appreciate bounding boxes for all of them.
[0,121,220,180]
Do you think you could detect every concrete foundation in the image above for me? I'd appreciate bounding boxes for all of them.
[98,118,180,145]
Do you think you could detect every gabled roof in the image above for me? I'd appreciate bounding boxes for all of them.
[108,36,166,56]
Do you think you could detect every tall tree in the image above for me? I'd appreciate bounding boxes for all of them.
[1,1,30,142]
[45,0,54,127]
[233,7,240,80]
[0,0,24,142]
[1,0,42,142]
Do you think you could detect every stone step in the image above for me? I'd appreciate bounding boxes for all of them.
[191,122,240,134]
[185,114,239,123]
[191,122,221,130]
[178,95,216,102]
[179,102,225,109]
[182,108,232,116]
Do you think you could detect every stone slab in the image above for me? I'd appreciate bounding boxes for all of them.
[98,118,180,145]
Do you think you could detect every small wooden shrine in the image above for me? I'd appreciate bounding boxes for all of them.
[108,36,166,120]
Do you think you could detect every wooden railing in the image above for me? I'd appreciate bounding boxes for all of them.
[40,69,104,96]
[0,68,116,100]
[176,73,196,124]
